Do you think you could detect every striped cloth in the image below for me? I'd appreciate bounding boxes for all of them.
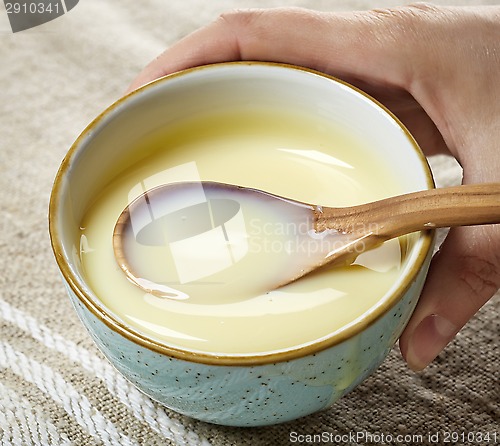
[1,0,498,444]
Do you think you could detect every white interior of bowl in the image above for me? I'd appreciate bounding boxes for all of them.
[51,62,434,359]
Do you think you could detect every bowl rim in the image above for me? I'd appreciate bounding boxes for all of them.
[49,61,435,366]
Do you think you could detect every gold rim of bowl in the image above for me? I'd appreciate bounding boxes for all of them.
[49,62,435,366]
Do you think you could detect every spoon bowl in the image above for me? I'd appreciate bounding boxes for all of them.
[113,181,340,298]
[113,181,500,297]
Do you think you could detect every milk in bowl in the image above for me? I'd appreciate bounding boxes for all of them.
[80,106,409,354]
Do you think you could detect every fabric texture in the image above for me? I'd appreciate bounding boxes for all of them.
[0,0,498,444]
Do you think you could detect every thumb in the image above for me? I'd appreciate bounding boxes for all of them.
[399,224,500,371]
[126,6,417,93]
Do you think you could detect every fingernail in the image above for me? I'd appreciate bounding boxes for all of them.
[406,314,458,371]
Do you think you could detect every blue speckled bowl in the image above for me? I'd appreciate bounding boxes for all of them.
[49,63,435,427]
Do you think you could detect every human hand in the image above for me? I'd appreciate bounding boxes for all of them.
[128,5,500,371]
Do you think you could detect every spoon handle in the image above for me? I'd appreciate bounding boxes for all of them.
[319,183,500,240]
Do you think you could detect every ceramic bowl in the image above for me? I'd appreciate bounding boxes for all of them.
[49,62,435,427]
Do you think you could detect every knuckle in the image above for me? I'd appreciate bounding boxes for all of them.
[217,6,321,29]
[368,3,442,21]
[217,8,266,29]
[358,4,440,54]
[215,7,329,60]
[363,2,449,35]
[405,2,443,15]
[456,253,500,306]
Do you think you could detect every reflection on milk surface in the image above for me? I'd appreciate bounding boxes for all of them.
[123,182,248,287]
[79,108,406,353]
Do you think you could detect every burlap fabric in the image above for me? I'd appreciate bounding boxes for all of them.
[1,1,498,444]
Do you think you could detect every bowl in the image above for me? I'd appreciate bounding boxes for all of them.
[49,62,435,427]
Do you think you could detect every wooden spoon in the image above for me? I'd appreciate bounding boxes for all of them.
[113,182,500,296]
